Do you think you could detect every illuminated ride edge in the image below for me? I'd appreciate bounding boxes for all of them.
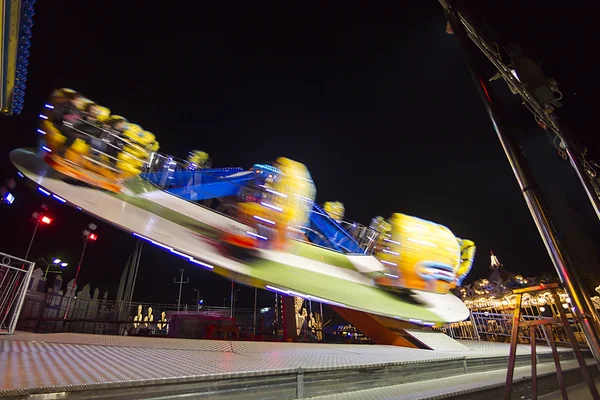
[10,148,469,325]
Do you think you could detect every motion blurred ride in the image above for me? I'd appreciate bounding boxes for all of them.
[221,158,475,296]
[39,88,159,193]
[221,157,316,258]
[323,201,345,222]
[187,150,211,170]
[371,213,476,294]
[35,90,475,296]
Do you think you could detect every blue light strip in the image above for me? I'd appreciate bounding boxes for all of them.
[260,202,283,212]
[52,194,66,203]
[41,146,51,152]
[36,185,72,206]
[132,232,214,269]
[37,129,46,135]
[253,215,275,225]
[247,231,267,240]
[261,186,287,198]
[265,284,346,307]
[393,315,435,326]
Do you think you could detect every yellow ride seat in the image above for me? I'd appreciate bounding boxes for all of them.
[455,238,476,286]
[117,127,157,178]
[189,150,209,166]
[374,213,460,294]
[95,106,111,123]
[41,120,66,152]
[48,88,75,105]
[78,98,94,111]
[323,201,345,222]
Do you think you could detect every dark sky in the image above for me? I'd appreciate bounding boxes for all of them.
[0,1,599,307]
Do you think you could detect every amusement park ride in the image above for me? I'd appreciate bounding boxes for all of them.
[10,87,477,338]
[5,0,600,358]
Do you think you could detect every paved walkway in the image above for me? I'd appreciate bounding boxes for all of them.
[0,332,575,396]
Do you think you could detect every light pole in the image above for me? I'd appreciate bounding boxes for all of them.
[230,281,234,318]
[63,223,98,319]
[230,287,240,319]
[229,282,240,318]
[193,289,203,314]
[174,269,189,312]
[25,208,52,260]
[253,287,257,336]
[42,258,68,278]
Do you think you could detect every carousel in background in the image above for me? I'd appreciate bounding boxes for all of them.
[442,252,592,346]
[454,251,565,312]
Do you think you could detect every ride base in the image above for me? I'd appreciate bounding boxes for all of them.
[0,332,595,399]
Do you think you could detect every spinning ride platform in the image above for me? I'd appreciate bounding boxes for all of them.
[11,148,469,325]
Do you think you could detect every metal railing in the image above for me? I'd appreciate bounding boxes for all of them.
[0,251,35,335]
[439,310,587,347]
[338,219,380,254]
[67,118,150,164]
[44,116,155,178]
[15,290,268,336]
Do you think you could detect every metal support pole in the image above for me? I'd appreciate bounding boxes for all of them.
[253,287,257,336]
[551,290,600,399]
[530,326,537,400]
[24,219,39,260]
[442,1,600,368]
[504,293,522,399]
[563,143,600,221]
[545,324,568,400]
[63,237,88,319]
[230,281,234,318]
[296,368,305,399]
[126,240,143,307]
[193,289,200,314]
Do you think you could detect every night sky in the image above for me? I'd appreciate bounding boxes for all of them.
[0,1,599,308]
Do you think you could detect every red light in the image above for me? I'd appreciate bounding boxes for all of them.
[40,216,52,224]
[88,233,98,241]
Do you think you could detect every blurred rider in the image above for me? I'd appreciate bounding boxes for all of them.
[49,89,78,125]
[104,115,128,165]
[74,102,105,151]
[55,93,89,156]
